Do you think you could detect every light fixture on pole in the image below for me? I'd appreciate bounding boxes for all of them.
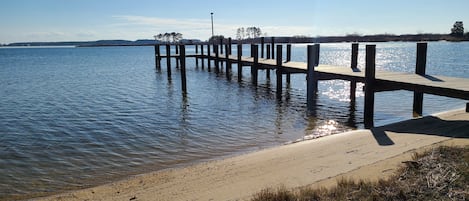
[210,12,214,37]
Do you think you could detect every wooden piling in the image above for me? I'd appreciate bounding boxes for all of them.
[286,44,292,84]
[351,43,359,69]
[228,37,232,54]
[225,43,231,79]
[207,44,211,71]
[237,44,243,81]
[413,42,427,116]
[155,45,161,69]
[265,44,271,79]
[261,37,265,58]
[214,44,219,72]
[201,45,205,69]
[350,43,359,102]
[286,44,291,62]
[266,44,271,59]
[276,45,283,96]
[220,38,223,54]
[175,45,180,68]
[307,44,319,111]
[166,44,171,77]
[195,45,199,67]
[364,45,376,129]
[314,44,320,66]
[252,44,259,84]
[466,102,469,112]
[271,37,275,59]
[180,45,187,93]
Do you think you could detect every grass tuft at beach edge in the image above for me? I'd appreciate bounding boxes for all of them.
[251,145,469,201]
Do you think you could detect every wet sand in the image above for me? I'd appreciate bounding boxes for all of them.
[37,109,469,201]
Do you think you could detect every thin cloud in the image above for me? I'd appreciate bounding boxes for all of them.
[112,15,318,40]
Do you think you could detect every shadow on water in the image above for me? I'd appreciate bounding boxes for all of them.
[371,115,469,146]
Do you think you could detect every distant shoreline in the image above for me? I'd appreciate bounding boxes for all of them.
[2,34,468,47]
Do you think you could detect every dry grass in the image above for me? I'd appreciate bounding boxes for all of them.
[251,145,469,201]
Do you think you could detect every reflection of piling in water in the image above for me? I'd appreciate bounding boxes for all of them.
[155,40,469,129]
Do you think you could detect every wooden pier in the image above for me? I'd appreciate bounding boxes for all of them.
[154,39,469,128]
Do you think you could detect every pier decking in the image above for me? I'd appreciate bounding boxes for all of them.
[154,40,469,128]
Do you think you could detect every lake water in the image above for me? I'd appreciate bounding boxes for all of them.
[0,42,468,200]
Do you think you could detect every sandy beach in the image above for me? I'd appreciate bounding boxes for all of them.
[36,109,469,201]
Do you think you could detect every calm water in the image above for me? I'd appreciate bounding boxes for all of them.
[0,42,468,199]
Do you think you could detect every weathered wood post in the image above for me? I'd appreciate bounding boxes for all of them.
[266,44,271,59]
[276,44,283,97]
[195,44,199,67]
[214,44,219,73]
[175,45,180,68]
[237,43,243,81]
[351,43,359,69]
[207,44,211,71]
[252,44,259,84]
[219,37,223,54]
[314,44,320,66]
[271,37,275,59]
[364,45,376,129]
[466,103,469,112]
[225,42,231,79]
[166,44,171,77]
[180,45,187,93]
[228,37,232,55]
[261,37,265,58]
[413,42,427,116]
[265,44,271,79]
[350,43,359,102]
[307,44,319,111]
[286,44,292,84]
[201,44,205,69]
[155,45,161,69]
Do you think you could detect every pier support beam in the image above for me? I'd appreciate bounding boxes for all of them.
[261,37,265,58]
[413,42,427,117]
[271,37,275,59]
[237,44,243,81]
[350,43,359,102]
[364,45,376,129]
[228,37,232,55]
[180,45,187,93]
[265,44,271,79]
[286,44,292,84]
[307,44,319,111]
[266,45,271,59]
[175,45,180,68]
[466,103,469,112]
[220,38,223,54]
[207,44,211,72]
[252,44,259,84]
[214,45,219,73]
[155,45,161,69]
[225,43,231,79]
[201,45,205,69]
[195,45,199,67]
[276,45,283,97]
[166,44,171,77]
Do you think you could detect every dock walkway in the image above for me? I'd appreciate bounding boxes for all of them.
[155,41,469,128]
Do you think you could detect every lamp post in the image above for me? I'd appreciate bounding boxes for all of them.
[210,12,214,37]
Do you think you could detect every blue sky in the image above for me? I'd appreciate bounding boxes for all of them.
[1,0,468,43]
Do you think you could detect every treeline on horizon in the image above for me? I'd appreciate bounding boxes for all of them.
[2,33,469,47]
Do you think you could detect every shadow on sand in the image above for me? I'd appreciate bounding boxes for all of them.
[370,115,469,146]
